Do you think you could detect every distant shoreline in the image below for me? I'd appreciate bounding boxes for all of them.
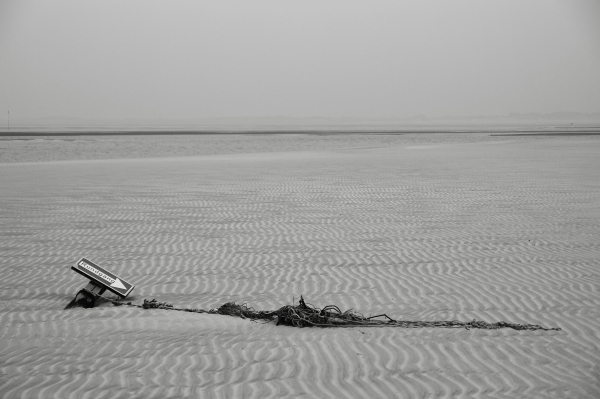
[0,129,598,137]
[490,132,600,136]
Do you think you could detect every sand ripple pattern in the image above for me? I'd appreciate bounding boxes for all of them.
[1,136,599,398]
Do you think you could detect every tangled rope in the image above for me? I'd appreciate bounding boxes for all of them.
[104,296,560,331]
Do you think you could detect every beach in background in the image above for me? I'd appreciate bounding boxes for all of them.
[1,132,599,398]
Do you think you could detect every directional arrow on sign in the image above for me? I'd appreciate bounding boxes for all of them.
[110,278,126,290]
[71,258,135,298]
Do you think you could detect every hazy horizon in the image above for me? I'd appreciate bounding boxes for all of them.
[1,1,599,125]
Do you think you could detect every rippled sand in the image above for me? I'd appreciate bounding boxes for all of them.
[1,133,599,398]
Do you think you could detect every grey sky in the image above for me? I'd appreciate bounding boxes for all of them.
[1,0,599,121]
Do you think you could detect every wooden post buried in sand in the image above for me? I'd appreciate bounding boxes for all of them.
[64,281,106,309]
[65,258,135,309]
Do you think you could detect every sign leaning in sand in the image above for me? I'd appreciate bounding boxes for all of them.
[71,258,135,297]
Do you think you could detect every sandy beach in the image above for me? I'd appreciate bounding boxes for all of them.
[0,132,599,398]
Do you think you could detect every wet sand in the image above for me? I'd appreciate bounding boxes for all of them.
[1,133,599,398]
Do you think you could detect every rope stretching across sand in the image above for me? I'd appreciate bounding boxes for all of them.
[102,296,561,331]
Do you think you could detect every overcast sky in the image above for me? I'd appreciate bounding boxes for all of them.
[1,0,599,121]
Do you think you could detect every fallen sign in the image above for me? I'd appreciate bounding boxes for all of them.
[65,258,135,309]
